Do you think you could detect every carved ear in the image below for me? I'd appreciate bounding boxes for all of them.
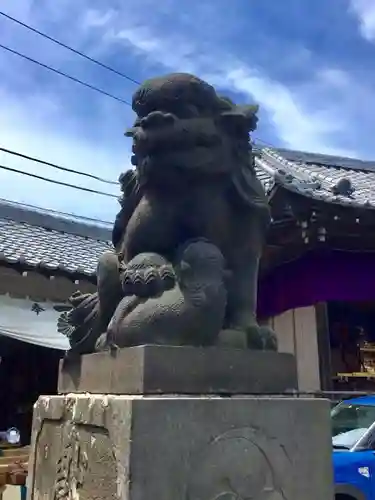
[118,170,137,195]
[218,111,249,136]
[217,95,235,111]
[241,104,259,115]
[237,104,259,132]
[218,104,259,135]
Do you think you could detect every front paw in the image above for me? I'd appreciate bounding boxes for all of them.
[121,265,175,297]
[218,324,278,351]
[217,329,247,349]
[95,332,109,352]
[245,325,278,351]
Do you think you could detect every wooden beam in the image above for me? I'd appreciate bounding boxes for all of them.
[315,303,333,391]
[0,266,95,302]
[260,242,315,274]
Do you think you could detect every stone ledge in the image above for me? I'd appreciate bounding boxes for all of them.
[58,345,298,395]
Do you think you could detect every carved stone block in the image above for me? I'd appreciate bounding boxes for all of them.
[58,345,298,395]
[27,394,333,500]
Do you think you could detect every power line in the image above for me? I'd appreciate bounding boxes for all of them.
[0,10,140,86]
[0,139,272,194]
[0,163,118,198]
[0,42,132,106]
[0,146,118,185]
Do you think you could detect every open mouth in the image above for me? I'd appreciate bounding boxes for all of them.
[136,126,218,149]
[127,116,222,167]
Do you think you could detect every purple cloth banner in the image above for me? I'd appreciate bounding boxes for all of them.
[257,250,375,319]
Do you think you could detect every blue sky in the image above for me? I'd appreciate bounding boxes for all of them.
[0,0,375,221]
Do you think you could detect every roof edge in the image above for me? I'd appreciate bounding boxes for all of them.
[0,200,112,241]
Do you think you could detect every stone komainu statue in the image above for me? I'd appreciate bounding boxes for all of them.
[58,73,277,353]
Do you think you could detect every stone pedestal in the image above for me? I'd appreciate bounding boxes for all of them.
[27,347,334,499]
[58,346,298,395]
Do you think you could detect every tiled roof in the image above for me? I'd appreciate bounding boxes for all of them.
[255,147,375,209]
[0,200,111,277]
[1,146,374,276]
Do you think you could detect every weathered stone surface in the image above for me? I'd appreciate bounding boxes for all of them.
[58,345,298,395]
[59,72,276,355]
[27,394,333,500]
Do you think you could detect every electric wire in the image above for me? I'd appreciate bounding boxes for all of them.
[0,10,140,85]
[0,163,118,198]
[0,42,132,106]
[0,146,118,185]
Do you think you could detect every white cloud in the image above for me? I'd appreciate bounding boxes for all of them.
[0,0,373,221]
[0,1,136,219]
[350,0,375,41]
[99,22,358,157]
[217,67,354,156]
[82,9,116,29]
[0,89,124,222]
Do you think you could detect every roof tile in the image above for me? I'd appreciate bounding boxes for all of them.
[0,217,110,276]
[255,147,375,209]
[3,145,374,276]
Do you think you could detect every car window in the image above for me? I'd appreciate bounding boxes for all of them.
[331,403,375,449]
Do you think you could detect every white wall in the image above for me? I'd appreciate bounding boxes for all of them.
[0,294,69,350]
[266,306,321,392]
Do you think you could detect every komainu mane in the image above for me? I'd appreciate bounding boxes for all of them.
[58,73,277,353]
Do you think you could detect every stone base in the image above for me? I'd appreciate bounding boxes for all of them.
[58,345,298,395]
[27,394,333,500]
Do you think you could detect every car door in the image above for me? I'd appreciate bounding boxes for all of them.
[355,428,375,498]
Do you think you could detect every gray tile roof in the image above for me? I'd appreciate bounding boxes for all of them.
[269,148,375,172]
[2,145,374,276]
[255,147,375,209]
[0,200,111,277]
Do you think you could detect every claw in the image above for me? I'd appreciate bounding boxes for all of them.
[246,325,278,351]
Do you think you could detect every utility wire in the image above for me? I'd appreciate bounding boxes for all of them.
[0,13,280,148]
[0,42,132,106]
[0,163,118,198]
[0,16,277,150]
[0,10,140,85]
[0,146,118,185]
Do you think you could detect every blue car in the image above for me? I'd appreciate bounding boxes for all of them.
[332,395,375,499]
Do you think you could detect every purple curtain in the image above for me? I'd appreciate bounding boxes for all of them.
[257,250,375,319]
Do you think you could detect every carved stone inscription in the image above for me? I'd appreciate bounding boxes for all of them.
[32,421,117,500]
[53,425,88,500]
[186,427,292,500]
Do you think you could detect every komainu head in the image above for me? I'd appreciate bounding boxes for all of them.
[125,73,259,188]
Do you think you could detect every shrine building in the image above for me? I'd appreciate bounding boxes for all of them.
[255,147,375,394]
